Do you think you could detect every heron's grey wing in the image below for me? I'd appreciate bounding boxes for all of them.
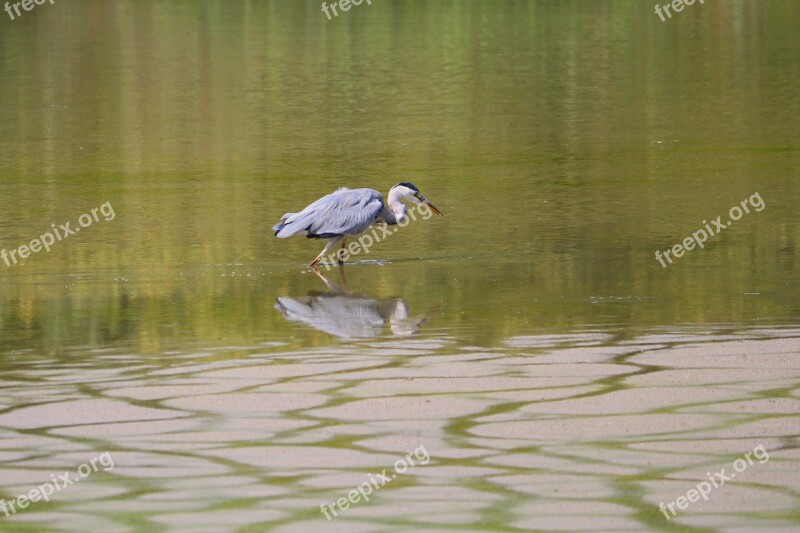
[273,189,351,237]
[274,188,384,238]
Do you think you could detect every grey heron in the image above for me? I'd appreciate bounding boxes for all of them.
[273,182,443,266]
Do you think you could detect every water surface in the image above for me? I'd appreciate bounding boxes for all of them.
[0,1,798,531]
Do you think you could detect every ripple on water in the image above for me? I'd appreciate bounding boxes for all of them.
[0,327,798,531]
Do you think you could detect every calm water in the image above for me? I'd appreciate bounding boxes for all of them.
[0,1,798,531]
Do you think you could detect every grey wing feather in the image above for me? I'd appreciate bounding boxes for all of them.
[273,188,384,238]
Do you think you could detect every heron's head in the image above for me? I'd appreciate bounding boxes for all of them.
[391,182,444,216]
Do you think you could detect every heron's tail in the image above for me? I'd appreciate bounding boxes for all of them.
[273,212,310,238]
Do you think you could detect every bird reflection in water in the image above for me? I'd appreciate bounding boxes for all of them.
[275,267,440,339]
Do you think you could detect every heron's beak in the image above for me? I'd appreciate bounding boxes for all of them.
[426,201,443,216]
[417,194,444,216]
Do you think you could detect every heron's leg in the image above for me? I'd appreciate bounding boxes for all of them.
[337,238,348,265]
[310,236,343,268]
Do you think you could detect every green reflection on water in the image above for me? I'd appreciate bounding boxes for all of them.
[0,3,799,529]
[1,1,798,352]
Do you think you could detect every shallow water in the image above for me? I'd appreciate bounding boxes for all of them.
[0,1,799,531]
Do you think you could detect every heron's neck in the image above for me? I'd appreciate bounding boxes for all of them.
[384,188,407,224]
